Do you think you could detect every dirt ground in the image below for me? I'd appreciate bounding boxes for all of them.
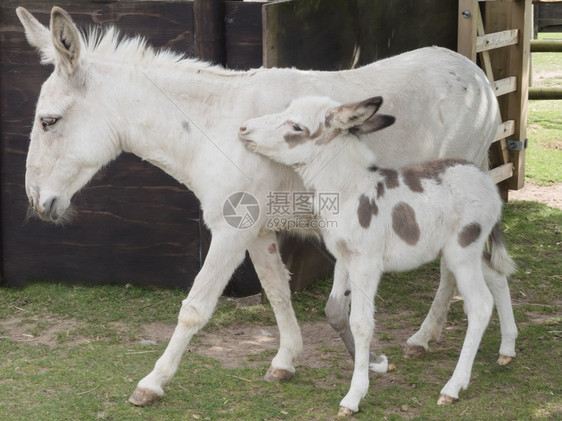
[509,182,562,210]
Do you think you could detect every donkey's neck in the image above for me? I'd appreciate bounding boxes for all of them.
[114,62,257,199]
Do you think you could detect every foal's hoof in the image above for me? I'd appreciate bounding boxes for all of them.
[497,355,513,366]
[264,367,294,382]
[128,387,161,407]
[403,344,426,359]
[437,394,457,405]
[337,406,355,417]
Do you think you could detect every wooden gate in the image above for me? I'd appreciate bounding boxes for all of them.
[458,0,532,196]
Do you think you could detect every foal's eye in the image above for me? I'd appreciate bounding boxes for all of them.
[288,121,303,132]
[40,117,59,130]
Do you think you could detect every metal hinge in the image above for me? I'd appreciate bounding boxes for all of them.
[506,138,528,151]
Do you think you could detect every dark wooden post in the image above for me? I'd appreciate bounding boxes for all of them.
[194,0,226,65]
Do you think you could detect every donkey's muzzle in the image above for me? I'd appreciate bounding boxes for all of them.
[41,196,60,221]
[27,186,66,222]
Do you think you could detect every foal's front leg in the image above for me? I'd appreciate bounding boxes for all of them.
[129,232,249,406]
[338,261,382,417]
[325,260,388,373]
[247,232,303,381]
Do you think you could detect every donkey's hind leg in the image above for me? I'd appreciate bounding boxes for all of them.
[406,258,456,357]
[247,232,303,382]
[129,232,249,406]
[482,258,517,365]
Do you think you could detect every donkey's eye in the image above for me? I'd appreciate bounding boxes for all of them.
[40,117,60,130]
[288,121,303,132]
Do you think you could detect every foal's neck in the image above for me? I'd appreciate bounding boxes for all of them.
[297,138,378,196]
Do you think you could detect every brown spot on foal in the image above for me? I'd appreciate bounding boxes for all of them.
[402,158,470,193]
[284,124,325,148]
[392,202,420,245]
[458,223,482,248]
[357,194,378,228]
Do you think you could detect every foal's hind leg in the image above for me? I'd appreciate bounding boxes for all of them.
[438,254,493,404]
[129,232,249,406]
[247,232,303,382]
[406,259,456,357]
[482,260,517,365]
[325,261,388,373]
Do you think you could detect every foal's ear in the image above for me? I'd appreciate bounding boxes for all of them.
[325,96,395,135]
[16,7,55,65]
[50,7,81,76]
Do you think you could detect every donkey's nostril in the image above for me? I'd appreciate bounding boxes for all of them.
[42,196,58,219]
[239,126,247,133]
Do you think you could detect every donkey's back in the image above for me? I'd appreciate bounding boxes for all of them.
[256,46,500,170]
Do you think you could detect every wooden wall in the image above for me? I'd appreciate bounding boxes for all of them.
[1,0,458,294]
[263,0,458,69]
[0,0,263,294]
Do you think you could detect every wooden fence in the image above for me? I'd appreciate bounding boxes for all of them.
[458,0,532,195]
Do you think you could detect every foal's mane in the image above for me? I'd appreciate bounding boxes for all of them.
[82,26,229,73]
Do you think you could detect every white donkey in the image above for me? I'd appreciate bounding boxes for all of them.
[239,96,517,415]
[17,6,505,408]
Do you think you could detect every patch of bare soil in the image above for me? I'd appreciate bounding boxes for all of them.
[510,182,562,210]
[0,315,82,347]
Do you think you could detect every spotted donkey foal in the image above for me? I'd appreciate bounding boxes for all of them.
[239,96,517,416]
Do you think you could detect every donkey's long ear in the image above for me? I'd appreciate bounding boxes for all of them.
[326,96,395,135]
[16,7,55,65]
[50,7,81,76]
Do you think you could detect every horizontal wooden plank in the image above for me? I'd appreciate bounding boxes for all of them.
[530,39,562,53]
[476,29,519,52]
[489,163,514,184]
[493,120,516,142]
[529,87,562,100]
[491,76,517,97]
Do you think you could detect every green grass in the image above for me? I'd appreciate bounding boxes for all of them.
[1,201,561,420]
[526,32,561,185]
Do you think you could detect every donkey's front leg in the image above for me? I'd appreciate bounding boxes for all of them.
[338,262,382,417]
[247,232,302,382]
[129,232,249,406]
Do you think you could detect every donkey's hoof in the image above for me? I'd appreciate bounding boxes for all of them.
[437,394,457,405]
[404,344,426,359]
[337,406,355,417]
[264,367,294,382]
[128,387,161,407]
[369,354,389,373]
[497,355,513,366]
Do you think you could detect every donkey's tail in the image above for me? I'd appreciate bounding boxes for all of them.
[488,223,517,276]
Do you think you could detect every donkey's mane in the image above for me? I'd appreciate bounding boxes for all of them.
[82,26,233,74]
